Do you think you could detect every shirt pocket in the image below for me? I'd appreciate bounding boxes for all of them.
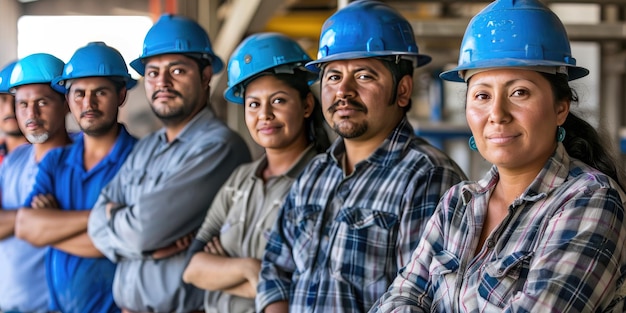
[330,207,398,287]
[429,250,460,310]
[480,251,533,307]
[291,204,323,271]
[119,168,165,199]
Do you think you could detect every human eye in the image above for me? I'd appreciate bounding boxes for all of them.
[470,91,490,101]
[96,90,108,97]
[247,101,260,109]
[146,70,158,78]
[73,91,84,100]
[37,99,47,107]
[511,88,529,97]
[356,72,374,80]
[172,67,185,75]
[272,97,286,104]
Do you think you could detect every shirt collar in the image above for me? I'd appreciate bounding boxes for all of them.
[65,124,135,168]
[461,143,570,205]
[253,144,318,180]
[328,117,415,169]
[156,107,214,144]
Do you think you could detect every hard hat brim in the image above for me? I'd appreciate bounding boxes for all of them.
[440,58,589,82]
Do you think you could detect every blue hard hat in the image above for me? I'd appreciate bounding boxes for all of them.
[130,14,224,75]
[305,0,431,72]
[0,61,17,94]
[9,53,65,92]
[52,42,137,93]
[224,32,315,104]
[440,0,589,82]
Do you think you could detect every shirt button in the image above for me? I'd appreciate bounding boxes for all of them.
[486,239,495,248]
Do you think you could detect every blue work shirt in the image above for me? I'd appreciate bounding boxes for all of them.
[0,144,49,312]
[25,125,137,313]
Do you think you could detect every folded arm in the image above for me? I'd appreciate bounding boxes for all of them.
[0,210,17,240]
[15,208,89,247]
[105,142,248,257]
[183,237,260,297]
[53,232,103,257]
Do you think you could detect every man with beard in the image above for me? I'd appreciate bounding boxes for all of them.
[0,61,28,163]
[88,15,251,313]
[14,42,137,313]
[256,1,467,313]
[0,53,69,312]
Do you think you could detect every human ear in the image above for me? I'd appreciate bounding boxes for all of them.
[396,75,413,108]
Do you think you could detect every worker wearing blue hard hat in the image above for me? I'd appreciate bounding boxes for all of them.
[15,41,138,313]
[256,1,466,312]
[0,52,70,313]
[374,0,626,311]
[88,14,251,313]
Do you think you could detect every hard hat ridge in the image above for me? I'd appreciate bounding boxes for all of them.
[224,32,315,104]
[9,53,65,93]
[130,14,224,75]
[305,0,431,72]
[440,0,589,82]
[52,41,137,94]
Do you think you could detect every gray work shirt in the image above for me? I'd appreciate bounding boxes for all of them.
[195,145,318,313]
[88,107,251,313]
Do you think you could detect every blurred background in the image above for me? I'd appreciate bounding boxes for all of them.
[1,0,625,179]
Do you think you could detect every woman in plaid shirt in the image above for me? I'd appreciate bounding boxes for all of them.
[373,0,626,312]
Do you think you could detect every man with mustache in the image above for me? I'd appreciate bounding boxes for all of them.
[88,14,251,313]
[256,1,467,313]
[0,61,28,164]
[0,53,70,312]
[14,42,138,313]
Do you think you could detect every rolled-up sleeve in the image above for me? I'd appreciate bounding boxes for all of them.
[88,167,134,262]
[109,141,246,253]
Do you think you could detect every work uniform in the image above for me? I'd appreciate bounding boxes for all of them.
[193,145,318,313]
[257,118,466,312]
[0,144,49,312]
[26,125,136,313]
[89,108,251,312]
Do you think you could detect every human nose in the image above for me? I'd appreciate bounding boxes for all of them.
[155,71,172,88]
[23,103,39,119]
[257,102,274,121]
[82,92,98,110]
[336,76,356,100]
[488,94,512,124]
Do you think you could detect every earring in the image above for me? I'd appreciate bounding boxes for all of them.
[557,126,566,142]
[468,136,478,151]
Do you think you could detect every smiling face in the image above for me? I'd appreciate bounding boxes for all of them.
[143,54,212,126]
[243,75,312,151]
[14,84,68,144]
[466,68,569,172]
[320,58,410,143]
[67,77,124,137]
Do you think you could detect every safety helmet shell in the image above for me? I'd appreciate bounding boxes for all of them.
[9,53,65,92]
[52,42,137,94]
[0,61,17,94]
[305,0,431,72]
[224,32,315,104]
[440,0,589,82]
[130,14,224,75]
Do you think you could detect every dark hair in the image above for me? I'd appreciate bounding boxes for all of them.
[108,77,128,93]
[379,57,414,112]
[542,72,625,188]
[246,69,331,153]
